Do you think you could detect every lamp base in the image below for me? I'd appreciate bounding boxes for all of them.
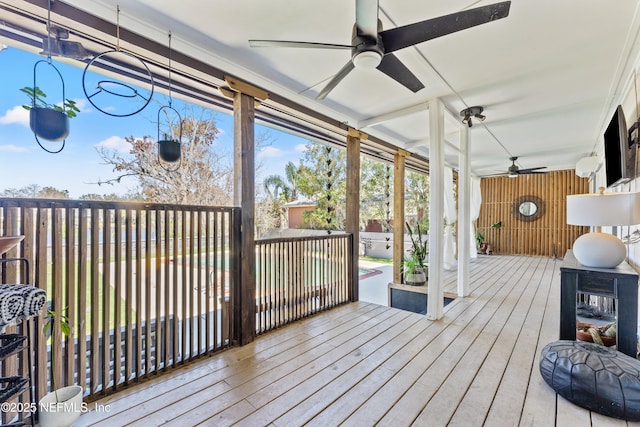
[572,232,626,268]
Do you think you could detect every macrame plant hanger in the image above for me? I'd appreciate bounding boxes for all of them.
[157,31,182,171]
[30,0,68,153]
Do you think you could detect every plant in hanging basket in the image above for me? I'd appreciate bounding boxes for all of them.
[158,135,181,163]
[21,86,79,141]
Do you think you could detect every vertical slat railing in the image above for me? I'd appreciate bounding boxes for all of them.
[0,198,356,405]
[255,233,352,334]
[0,198,237,404]
[90,207,100,394]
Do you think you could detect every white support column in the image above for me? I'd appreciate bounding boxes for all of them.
[457,126,471,297]
[427,99,445,320]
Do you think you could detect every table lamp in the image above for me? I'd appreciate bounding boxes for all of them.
[566,188,640,268]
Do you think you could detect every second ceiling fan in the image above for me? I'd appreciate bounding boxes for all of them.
[490,157,548,177]
[249,0,511,100]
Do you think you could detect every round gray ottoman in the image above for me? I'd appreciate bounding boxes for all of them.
[540,340,640,421]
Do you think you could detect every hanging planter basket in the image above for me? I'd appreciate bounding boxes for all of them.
[157,102,182,170]
[25,59,76,153]
[158,138,181,163]
[156,33,181,169]
[29,107,69,142]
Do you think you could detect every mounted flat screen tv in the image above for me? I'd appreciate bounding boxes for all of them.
[604,105,636,188]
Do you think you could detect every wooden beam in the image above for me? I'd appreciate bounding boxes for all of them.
[357,102,429,129]
[225,76,269,101]
[404,134,461,152]
[346,134,361,301]
[218,87,236,99]
[233,92,256,346]
[428,99,445,320]
[220,86,263,107]
[347,128,369,140]
[393,150,409,284]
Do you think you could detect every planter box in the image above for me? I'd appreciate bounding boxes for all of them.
[388,282,455,315]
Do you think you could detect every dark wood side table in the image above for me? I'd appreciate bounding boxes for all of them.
[560,249,639,357]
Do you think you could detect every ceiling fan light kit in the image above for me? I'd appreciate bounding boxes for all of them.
[352,50,382,69]
[460,106,486,128]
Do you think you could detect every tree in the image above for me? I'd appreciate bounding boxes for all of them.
[406,171,430,230]
[360,158,393,231]
[39,186,70,199]
[96,108,233,206]
[297,142,346,230]
[263,161,302,202]
[1,185,69,199]
[262,161,303,230]
[79,192,138,201]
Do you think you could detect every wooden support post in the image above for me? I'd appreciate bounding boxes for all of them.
[233,91,256,346]
[458,126,471,296]
[346,128,364,301]
[393,149,410,284]
[428,99,444,320]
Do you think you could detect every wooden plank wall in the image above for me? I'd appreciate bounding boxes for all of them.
[478,170,589,257]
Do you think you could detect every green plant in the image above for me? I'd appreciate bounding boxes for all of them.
[406,221,428,267]
[402,252,423,276]
[475,229,485,249]
[43,302,72,402]
[20,86,79,118]
[475,221,502,248]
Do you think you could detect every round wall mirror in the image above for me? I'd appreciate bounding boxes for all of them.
[518,201,538,217]
[513,195,544,222]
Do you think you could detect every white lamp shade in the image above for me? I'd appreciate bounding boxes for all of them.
[566,191,640,226]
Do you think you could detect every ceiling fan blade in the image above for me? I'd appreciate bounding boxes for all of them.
[519,170,547,175]
[249,40,352,50]
[355,0,379,39]
[316,60,356,100]
[380,1,511,53]
[518,166,547,174]
[377,53,425,93]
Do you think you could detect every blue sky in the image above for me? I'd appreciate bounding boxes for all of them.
[0,47,307,198]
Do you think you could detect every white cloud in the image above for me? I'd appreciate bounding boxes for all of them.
[294,144,307,153]
[72,98,89,113]
[259,146,284,158]
[95,136,130,153]
[0,105,29,126]
[0,144,28,153]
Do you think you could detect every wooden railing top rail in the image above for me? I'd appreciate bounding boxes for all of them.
[256,232,351,245]
[0,198,237,213]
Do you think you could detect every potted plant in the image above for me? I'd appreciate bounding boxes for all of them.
[475,221,502,254]
[38,304,83,427]
[403,252,426,285]
[404,221,428,285]
[21,86,79,142]
[406,222,428,266]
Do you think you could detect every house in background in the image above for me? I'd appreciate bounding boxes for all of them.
[282,198,316,229]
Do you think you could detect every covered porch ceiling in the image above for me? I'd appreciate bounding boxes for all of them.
[4,0,640,177]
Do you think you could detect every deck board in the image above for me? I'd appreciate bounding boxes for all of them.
[75,255,640,427]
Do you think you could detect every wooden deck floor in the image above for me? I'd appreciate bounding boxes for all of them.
[75,255,640,426]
